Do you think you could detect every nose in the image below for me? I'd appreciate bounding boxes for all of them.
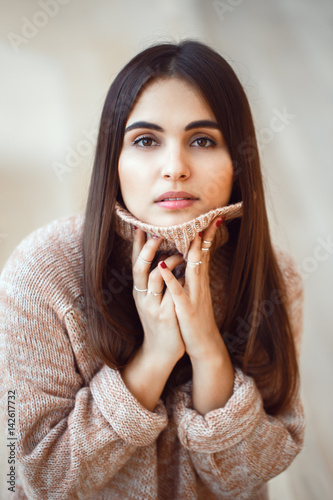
[160,144,190,180]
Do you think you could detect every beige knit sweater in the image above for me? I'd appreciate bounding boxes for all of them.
[0,213,305,499]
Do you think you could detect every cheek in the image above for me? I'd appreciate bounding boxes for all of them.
[223,165,234,191]
[208,157,233,186]
[204,156,234,203]
[118,153,135,193]
[118,156,148,204]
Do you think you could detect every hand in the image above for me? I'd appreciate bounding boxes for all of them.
[121,229,186,412]
[158,216,235,413]
[158,216,226,361]
[132,228,186,365]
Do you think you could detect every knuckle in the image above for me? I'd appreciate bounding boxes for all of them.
[145,237,159,250]
[193,266,201,276]
[133,260,146,275]
[158,309,173,323]
[149,272,161,285]
[132,263,140,276]
[169,255,184,266]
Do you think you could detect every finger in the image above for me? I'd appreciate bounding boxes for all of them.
[201,216,226,258]
[185,232,204,277]
[184,216,225,288]
[147,253,184,298]
[187,216,226,267]
[132,230,163,291]
[158,261,188,309]
[132,229,162,267]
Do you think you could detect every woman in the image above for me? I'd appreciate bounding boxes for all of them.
[0,40,304,499]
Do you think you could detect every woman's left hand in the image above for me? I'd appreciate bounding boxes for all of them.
[158,216,226,361]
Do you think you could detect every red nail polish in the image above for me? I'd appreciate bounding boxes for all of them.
[134,226,137,230]
[160,261,167,269]
[198,231,203,237]
[216,217,226,228]
[178,253,183,257]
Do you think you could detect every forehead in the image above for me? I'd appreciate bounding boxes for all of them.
[127,77,215,122]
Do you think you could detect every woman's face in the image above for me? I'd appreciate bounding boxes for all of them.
[118,77,234,226]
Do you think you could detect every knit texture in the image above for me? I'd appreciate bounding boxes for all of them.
[0,213,305,499]
[114,201,243,257]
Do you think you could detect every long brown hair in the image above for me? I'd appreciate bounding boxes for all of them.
[82,40,299,415]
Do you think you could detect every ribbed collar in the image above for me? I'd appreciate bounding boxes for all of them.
[113,201,243,258]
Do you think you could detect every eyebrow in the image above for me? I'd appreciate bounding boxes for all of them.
[124,120,221,133]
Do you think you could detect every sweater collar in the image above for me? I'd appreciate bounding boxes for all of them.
[113,201,243,258]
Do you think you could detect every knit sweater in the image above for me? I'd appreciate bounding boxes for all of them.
[0,213,305,500]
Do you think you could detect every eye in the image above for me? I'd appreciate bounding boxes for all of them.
[133,136,159,147]
[191,136,217,148]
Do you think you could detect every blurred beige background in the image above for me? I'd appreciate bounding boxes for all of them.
[1,0,332,498]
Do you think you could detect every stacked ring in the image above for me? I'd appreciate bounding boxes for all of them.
[136,255,162,295]
[201,238,212,252]
[134,285,163,295]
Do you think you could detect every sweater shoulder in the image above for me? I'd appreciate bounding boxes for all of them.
[0,214,85,315]
[274,246,304,352]
[274,246,303,295]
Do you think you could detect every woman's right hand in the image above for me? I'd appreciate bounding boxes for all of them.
[121,229,185,411]
[132,228,186,365]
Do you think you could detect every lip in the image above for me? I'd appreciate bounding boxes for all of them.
[156,199,197,209]
[155,191,198,202]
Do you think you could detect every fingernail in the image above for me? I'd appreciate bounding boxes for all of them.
[152,235,159,239]
[198,231,203,237]
[134,226,137,230]
[160,261,167,269]
[178,252,183,257]
[216,217,225,228]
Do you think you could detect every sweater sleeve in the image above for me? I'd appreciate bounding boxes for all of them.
[0,240,168,499]
[170,251,305,499]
